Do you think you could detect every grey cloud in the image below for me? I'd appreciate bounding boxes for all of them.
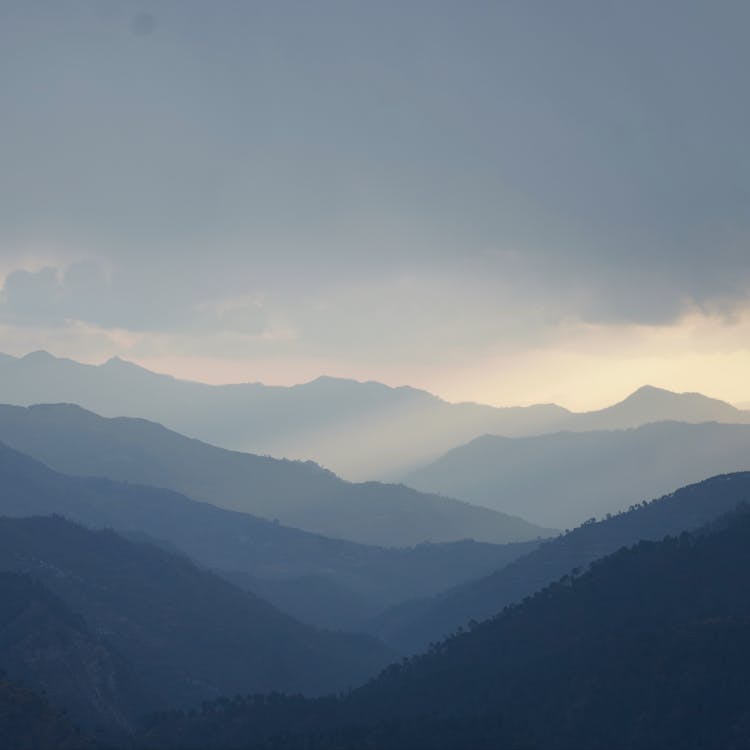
[1,267,64,325]
[0,0,749,347]
[0,261,271,337]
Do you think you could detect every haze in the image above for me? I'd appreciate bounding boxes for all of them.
[1,0,749,409]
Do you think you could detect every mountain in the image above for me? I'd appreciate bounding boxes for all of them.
[0,441,540,630]
[139,504,750,750]
[370,472,750,653]
[405,420,750,527]
[0,675,92,750]
[0,402,550,546]
[0,351,568,479]
[2,352,747,481]
[570,383,748,430]
[0,571,142,742]
[1,352,747,481]
[0,515,392,716]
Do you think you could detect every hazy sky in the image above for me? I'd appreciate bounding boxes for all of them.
[1,0,749,409]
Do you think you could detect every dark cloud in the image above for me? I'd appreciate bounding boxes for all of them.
[0,261,271,338]
[0,0,749,352]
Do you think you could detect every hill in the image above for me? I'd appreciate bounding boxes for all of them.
[139,504,750,750]
[0,402,549,546]
[570,383,746,430]
[0,351,568,479]
[0,516,392,714]
[0,442,539,630]
[0,571,142,742]
[405,420,750,527]
[5,353,746,482]
[0,675,92,750]
[369,472,750,652]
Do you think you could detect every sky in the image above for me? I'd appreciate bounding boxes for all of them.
[1,0,749,410]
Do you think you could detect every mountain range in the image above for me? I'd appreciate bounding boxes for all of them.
[138,497,750,750]
[0,402,549,547]
[1,351,747,479]
[3,413,750,746]
[0,514,392,732]
[369,472,750,653]
[0,440,539,630]
[405,420,750,527]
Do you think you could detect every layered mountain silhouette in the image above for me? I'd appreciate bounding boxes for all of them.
[405,420,750,527]
[140,502,750,750]
[369,472,750,653]
[0,515,392,727]
[2,352,746,479]
[0,441,539,630]
[0,402,549,546]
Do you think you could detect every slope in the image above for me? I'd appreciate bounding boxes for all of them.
[405,420,750,527]
[0,351,567,479]
[0,675,93,750]
[140,504,750,750]
[2,352,748,480]
[370,472,750,652]
[0,516,391,709]
[0,402,550,546]
[0,441,539,630]
[0,571,143,741]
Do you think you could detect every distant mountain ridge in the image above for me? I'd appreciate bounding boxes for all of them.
[369,472,750,653]
[0,402,550,546]
[2,351,745,479]
[0,440,540,630]
[405,420,750,527]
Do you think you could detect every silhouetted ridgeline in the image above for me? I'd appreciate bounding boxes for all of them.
[138,505,750,750]
[405,420,750,527]
[369,472,750,652]
[0,516,392,719]
[4,470,750,747]
[0,441,540,630]
[0,402,551,546]
[1,352,747,479]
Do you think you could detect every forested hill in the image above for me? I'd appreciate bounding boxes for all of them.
[370,471,750,652]
[140,504,750,750]
[0,675,92,750]
[0,516,392,713]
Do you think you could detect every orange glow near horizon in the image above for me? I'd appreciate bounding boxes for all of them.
[2,308,749,413]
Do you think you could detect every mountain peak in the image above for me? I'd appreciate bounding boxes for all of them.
[621,384,736,409]
[619,384,679,403]
[20,350,56,363]
[102,355,133,368]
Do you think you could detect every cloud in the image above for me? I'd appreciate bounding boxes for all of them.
[0,260,272,338]
[1,266,64,324]
[1,0,749,333]
[1,0,750,405]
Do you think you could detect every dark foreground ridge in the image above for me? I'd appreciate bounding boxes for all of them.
[140,501,750,750]
[371,472,750,652]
